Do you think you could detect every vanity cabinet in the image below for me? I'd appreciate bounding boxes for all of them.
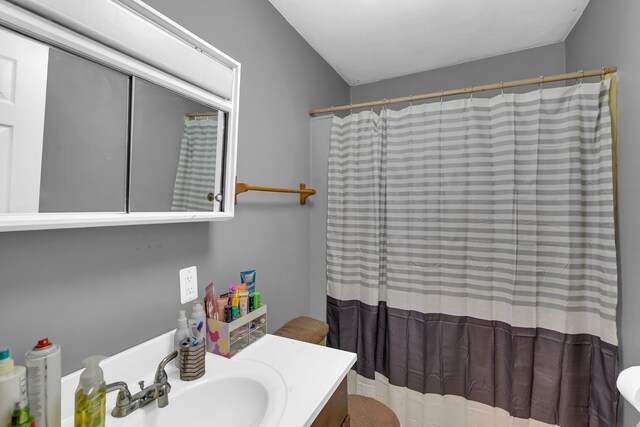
[0,0,240,231]
[312,377,350,427]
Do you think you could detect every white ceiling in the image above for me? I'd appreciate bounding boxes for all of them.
[268,0,590,86]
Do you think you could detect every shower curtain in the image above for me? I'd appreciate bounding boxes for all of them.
[171,117,218,211]
[326,80,618,426]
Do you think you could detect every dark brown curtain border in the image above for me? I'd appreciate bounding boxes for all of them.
[327,296,619,426]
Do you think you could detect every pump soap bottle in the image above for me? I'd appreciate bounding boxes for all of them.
[74,356,106,427]
[174,310,190,367]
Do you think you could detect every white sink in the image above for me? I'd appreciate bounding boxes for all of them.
[106,359,286,427]
[61,332,355,427]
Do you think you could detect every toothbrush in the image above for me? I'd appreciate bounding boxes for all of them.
[192,321,204,346]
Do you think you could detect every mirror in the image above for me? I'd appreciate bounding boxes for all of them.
[0,0,240,231]
[0,28,129,214]
[40,49,129,213]
[0,27,228,217]
[129,78,226,213]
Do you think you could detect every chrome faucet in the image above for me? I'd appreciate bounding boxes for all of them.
[105,350,178,418]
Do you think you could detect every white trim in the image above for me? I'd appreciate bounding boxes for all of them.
[0,0,241,231]
[0,212,234,232]
[0,2,234,111]
[6,0,236,98]
[115,0,239,69]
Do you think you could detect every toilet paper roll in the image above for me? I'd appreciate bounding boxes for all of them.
[617,366,640,412]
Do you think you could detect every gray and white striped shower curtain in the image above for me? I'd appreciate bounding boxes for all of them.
[327,80,618,426]
[171,117,218,211]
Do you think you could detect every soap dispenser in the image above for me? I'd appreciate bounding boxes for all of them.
[74,356,106,427]
[174,310,190,367]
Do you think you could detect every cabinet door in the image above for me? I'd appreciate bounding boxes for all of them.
[0,27,49,213]
[311,377,349,426]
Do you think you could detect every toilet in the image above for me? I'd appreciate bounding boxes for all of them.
[274,317,401,427]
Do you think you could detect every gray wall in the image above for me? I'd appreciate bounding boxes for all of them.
[565,2,640,425]
[0,0,348,374]
[351,43,566,104]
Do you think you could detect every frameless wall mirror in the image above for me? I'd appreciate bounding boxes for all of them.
[0,0,240,231]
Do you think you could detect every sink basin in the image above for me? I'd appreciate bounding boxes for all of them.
[61,331,355,427]
[105,359,287,427]
[153,377,270,426]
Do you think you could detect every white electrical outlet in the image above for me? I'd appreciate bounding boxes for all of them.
[179,266,198,304]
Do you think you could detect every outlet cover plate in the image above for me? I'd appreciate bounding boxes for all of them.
[179,266,198,304]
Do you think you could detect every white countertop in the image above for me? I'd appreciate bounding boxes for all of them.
[61,332,356,426]
[237,335,355,426]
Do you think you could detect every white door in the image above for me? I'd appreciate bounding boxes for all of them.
[0,26,49,213]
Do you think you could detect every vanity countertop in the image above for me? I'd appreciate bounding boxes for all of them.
[237,334,356,426]
[61,331,356,426]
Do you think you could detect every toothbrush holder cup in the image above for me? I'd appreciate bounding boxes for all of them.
[178,340,205,381]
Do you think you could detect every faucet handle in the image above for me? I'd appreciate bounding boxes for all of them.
[154,350,178,384]
[105,381,132,408]
[138,381,145,391]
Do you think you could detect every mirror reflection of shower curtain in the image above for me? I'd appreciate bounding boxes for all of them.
[171,117,218,211]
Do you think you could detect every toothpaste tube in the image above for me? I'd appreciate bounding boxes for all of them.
[240,270,256,294]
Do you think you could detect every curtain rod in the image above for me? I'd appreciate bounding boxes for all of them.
[186,111,218,118]
[308,66,617,117]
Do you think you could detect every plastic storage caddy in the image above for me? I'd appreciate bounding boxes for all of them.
[206,304,267,358]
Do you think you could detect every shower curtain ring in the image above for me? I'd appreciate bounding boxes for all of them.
[409,95,413,107]
[500,82,505,98]
[601,66,606,80]
[578,70,584,86]
[470,86,474,101]
[539,76,544,94]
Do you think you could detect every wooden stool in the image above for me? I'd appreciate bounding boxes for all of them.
[273,316,329,345]
[347,395,400,427]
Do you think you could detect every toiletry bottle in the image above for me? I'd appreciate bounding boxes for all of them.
[232,291,239,311]
[174,310,190,367]
[205,283,219,320]
[253,291,261,309]
[0,349,27,427]
[248,294,255,313]
[25,338,62,427]
[74,356,106,427]
[216,294,228,321]
[190,302,206,345]
[6,401,35,427]
[238,290,249,317]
